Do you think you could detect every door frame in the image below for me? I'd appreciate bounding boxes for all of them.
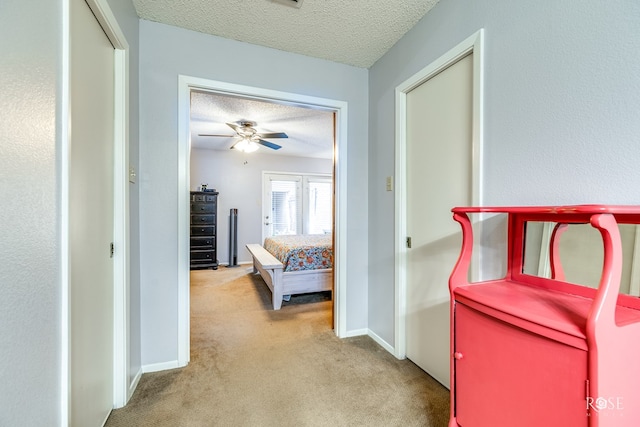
[177,76,349,366]
[61,0,130,423]
[394,30,484,359]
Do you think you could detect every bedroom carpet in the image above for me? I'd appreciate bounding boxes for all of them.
[105,266,450,426]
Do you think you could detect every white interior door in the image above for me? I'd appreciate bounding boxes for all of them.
[405,53,473,388]
[70,0,115,424]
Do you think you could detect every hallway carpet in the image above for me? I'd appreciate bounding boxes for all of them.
[105,266,449,426]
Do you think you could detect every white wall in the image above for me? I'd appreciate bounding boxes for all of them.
[0,0,139,423]
[139,20,369,367]
[191,148,332,265]
[368,0,640,345]
[0,2,61,424]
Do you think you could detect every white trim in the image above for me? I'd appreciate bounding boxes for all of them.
[341,328,369,338]
[142,360,183,374]
[367,329,395,354]
[85,0,132,409]
[62,0,131,422]
[61,1,70,424]
[394,29,484,359]
[112,48,131,409]
[129,367,142,398]
[178,76,349,367]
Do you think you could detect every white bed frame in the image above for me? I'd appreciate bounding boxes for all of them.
[246,243,333,310]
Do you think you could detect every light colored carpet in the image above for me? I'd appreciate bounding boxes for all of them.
[105,266,450,426]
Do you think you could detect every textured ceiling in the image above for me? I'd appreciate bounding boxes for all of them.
[132,0,440,68]
[190,91,335,159]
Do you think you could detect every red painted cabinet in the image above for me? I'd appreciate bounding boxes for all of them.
[448,206,640,427]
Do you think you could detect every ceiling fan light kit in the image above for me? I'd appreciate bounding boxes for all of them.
[232,137,259,153]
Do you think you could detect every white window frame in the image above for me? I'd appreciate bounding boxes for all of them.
[262,171,332,242]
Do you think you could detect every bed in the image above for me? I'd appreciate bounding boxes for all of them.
[246,234,333,310]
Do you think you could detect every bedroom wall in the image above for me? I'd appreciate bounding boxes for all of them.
[190,148,333,265]
[139,20,369,367]
[368,0,640,346]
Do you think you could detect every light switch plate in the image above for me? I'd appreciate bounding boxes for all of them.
[386,176,393,191]
[129,166,137,184]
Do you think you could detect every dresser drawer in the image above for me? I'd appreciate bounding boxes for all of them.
[191,194,206,202]
[191,214,215,225]
[191,237,215,249]
[191,202,215,213]
[190,250,216,263]
[191,226,215,236]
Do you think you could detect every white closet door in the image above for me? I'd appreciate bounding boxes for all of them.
[70,0,115,424]
[405,53,473,388]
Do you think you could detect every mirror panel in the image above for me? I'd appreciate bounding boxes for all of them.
[522,221,640,295]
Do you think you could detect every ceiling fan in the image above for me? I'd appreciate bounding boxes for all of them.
[198,121,287,151]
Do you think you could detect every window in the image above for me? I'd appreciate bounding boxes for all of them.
[263,173,332,238]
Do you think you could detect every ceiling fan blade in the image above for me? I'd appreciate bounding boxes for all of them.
[256,139,282,150]
[257,131,288,139]
[226,122,241,132]
[198,134,235,137]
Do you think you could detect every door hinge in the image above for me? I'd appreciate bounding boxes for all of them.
[110,242,115,258]
[406,237,412,249]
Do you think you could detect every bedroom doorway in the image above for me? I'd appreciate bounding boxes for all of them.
[178,76,348,366]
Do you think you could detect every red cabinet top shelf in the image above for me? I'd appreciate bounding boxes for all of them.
[452,204,640,214]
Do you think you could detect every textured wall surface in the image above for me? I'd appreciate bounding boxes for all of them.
[138,20,369,367]
[0,1,61,425]
[0,0,140,423]
[368,0,640,347]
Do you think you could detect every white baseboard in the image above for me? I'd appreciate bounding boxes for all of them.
[342,328,368,338]
[367,329,396,355]
[128,367,142,401]
[340,328,398,358]
[142,359,184,373]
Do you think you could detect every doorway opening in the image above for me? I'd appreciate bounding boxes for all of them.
[177,76,349,366]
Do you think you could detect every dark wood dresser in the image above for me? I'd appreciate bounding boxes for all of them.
[190,191,218,270]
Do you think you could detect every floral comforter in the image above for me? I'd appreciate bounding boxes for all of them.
[263,234,333,272]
